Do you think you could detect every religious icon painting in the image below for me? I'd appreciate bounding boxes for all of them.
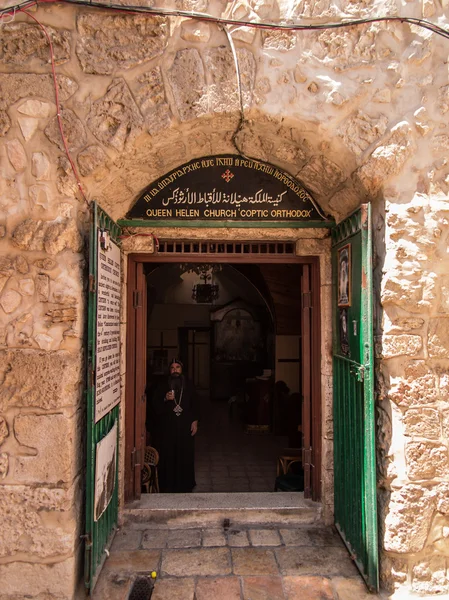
[337,244,351,307]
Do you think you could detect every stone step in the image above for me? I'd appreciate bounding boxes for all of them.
[122,492,321,529]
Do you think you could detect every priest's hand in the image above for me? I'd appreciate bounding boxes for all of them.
[191,420,198,436]
[165,390,175,401]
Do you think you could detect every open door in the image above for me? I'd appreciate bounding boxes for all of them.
[332,205,378,591]
[125,258,147,502]
[301,264,312,499]
[85,203,122,592]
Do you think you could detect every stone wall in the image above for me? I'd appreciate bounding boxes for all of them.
[1,0,449,597]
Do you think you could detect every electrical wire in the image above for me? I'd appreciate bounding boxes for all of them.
[2,0,449,41]
[16,9,89,204]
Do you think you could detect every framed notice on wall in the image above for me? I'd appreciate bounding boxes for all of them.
[95,231,121,423]
[337,244,351,307]
[94,421,117,521]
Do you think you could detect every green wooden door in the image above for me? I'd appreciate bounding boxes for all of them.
[85,202,122,592]
[332,205,378,591]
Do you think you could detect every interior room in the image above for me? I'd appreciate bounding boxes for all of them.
[144,262,304,493]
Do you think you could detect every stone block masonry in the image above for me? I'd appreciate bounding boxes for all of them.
[0,0,449,597]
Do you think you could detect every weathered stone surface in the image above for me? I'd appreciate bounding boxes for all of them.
[18,278,35,296]
[29,185,50,209]
[35,274,50,302]
[404,408,440,439]
[0,23,71,65]
[87,79,143,152]
[17,99,52,118]
[0,349,81,411]
[0,557,77,597]
[13,413,74,484]
[145,103,172,136]
[6,139,27,172]
[382,334,423,358]
[45,108,87,152]
[383,485,436,553]
[32,152,51,181]
[76,14,168,74]
[204,47,256,112]
[34,333,53,351]
[0,452,8,478]
[405,441,449,480]
[232,548,279,575]
[297,156,345,199]
[45,307,77,324]
[43,219,83,255]
[77,145,107,177]
[34,258,57,271]
[152,578,195,600]
[0,289,21,314]
[340,111,388,157]
[12,219,45,252]
[428,318,449,358]
[18,116,39,142]
[181,20,211,43]
[0,486,73,558]
[412,557,449,594]
[0,416,9,446]
[0,74,77,110]
[355,122,414,195]
[0,110,11,136]
[161,548,231,576]
[167,49,207,122]
[262,31,296,51]
[388,362,438,408]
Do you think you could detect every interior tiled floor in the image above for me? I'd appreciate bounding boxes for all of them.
[193,396,289,493]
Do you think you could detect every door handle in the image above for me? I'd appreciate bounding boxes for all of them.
[350,364,365,382]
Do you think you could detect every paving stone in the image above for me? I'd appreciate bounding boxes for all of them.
[242,576,285,600]
[167,529,202,548]
[110,529,142,551]
[280,527,342,547]
[283,576,334,600]
[249,529,282,547]
[103,550,161,574]
[202,528,227,547]
[232,548,279,576]
[331,576,376,599]
[228,529,250,547]
[195,576,241,600]
[162,548,231,577]
[142,529,169,549]
[279,528,313,546]
[275,547,358,577]
[151,577,195,600]
[92,572,132,600]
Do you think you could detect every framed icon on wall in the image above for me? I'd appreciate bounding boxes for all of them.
[337,244,351,307]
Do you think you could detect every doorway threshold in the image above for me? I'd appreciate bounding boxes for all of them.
[123,492,321,529]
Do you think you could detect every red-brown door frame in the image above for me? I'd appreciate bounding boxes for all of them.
[125,251,322,503]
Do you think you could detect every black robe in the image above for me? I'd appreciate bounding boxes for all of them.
[152,376,198,493]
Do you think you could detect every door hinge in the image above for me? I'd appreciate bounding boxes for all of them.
[89,274,96,293]
[133,290,141,309]
[302,291,312,309]
[131,448,141,470]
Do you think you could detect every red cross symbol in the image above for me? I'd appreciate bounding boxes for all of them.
[221,169,234,183]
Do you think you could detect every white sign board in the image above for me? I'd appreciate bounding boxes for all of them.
[95,232,121,423]
[94,421,117,521]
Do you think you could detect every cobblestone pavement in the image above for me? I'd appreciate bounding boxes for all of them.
[93,523,383,599]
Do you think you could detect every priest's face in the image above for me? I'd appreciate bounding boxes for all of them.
[170,362,182,377]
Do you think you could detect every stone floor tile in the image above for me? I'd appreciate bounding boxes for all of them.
[307,527,344,547]
[283,576,334,600]
[242,576,285,600]
[151,577,195,600]
[162,548,231,577]
[202,528,227,547]
[279,528,313,546]
[275,546,358,577]
[103,550,161,574]
[167,529,202,548]
[195,576,241,600]
[110,528,142,551]
[249,529,282,547]
[331,576,377,599]
[92,573,132,600]
[227,529,250,547]
[142,529,169,549]
[231,548,279,576]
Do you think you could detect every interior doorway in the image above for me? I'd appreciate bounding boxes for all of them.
[125,242,322,503]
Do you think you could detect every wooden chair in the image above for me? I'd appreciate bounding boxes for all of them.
[141,446,160,493]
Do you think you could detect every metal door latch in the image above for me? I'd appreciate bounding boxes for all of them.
[350,364,365,382]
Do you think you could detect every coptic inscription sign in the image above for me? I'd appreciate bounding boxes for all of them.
[95,231,121,423]
[127,155,326,222]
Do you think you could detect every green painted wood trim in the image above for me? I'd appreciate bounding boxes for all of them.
[117,219,335,229]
